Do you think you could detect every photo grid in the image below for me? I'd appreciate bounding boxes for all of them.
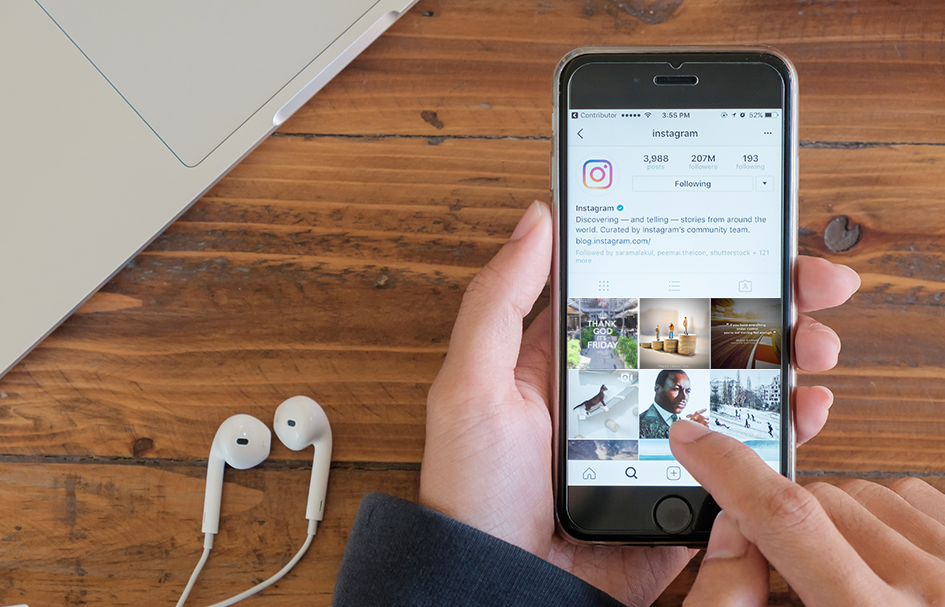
[567,296,782,463]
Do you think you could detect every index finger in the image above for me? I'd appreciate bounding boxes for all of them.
[796,256,860,313]
[669,420,893,607]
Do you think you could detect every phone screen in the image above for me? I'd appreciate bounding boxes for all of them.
[555,52,795,541]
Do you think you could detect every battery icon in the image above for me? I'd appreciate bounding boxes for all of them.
[765,112,773,117]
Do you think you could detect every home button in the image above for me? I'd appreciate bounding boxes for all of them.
[654,496,692,534]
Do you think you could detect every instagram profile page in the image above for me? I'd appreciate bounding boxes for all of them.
[564,109,785,488]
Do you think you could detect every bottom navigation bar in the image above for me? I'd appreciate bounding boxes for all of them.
[568,459,779,487]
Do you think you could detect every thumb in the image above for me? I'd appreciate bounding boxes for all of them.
[684,510,769,607]
[429,201,552,410]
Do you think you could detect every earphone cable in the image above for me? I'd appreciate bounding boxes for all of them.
[203,519,317,607]
[176,533,215,607]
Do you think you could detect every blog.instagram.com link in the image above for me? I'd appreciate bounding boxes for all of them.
[583,159,613,189]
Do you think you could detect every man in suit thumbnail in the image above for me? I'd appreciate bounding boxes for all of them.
[640,369,707,438]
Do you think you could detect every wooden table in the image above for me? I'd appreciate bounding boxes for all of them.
[2,1,944,604]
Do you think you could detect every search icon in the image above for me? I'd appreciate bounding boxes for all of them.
[625,466,638,479]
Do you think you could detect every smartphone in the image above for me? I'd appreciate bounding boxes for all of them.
[552,48,797,544]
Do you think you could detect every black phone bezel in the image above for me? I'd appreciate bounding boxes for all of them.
[554,49,796,545]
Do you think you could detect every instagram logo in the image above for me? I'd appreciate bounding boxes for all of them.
[583,159,613,189]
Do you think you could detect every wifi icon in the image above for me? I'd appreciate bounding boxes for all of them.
[644,112,652,118]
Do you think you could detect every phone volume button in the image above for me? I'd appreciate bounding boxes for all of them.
[550,152,556,192]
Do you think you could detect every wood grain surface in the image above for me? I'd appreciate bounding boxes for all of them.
[2,0,944,605]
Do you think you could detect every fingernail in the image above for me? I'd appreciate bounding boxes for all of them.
[704,511,750,560]
[669,418,711,443]
[510,200,544,241]
[808,322,842,351]
[839,264,861,292]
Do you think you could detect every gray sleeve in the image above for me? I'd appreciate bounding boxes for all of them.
[332,492,623,607]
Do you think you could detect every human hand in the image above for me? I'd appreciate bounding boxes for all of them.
[672,420,945,606]
[687,408,709,427]
[419,200,860,605]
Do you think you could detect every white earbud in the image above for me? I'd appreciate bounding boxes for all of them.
[273,396,333,522]
[202,414,271,535]
[180,403,330,607]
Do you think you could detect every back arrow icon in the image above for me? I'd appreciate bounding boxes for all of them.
[577,128,584,139]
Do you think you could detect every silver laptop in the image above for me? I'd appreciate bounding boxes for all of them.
[0,0,416,378]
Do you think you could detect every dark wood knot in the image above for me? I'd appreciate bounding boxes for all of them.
[133,437,155,458]
[823,216,862,253]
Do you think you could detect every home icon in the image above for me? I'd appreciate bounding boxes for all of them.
[582,468,597,480]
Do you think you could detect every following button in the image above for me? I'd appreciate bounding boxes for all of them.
[633,175,753,192]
